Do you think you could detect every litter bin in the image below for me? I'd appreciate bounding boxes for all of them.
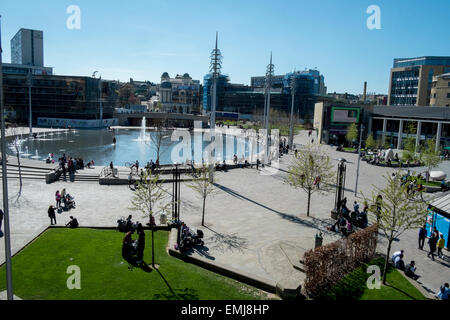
[160,213,167,225]
[315,232,323,249]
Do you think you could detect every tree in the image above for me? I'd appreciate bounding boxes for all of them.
[365,133,376,150]
[129,172,170,268]
[421,138,441,182]
[188,164,220,226]
[346,123,358,147]
[148,116,169,165]
[401,136,418,167]
[9,126,23,197]
[362,172,427,284]
[287,143,335,216]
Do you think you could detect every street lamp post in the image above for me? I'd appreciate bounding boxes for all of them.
[0,14,14,300]
[28,68,32,135]
[92,71,103,127]
[288,76,296,150]
[354,124,365,197]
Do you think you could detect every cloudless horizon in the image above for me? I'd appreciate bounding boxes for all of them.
[1,0,449,95]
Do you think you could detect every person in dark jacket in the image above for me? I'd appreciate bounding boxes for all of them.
[427,231,439,261]
[48,205,57,225]
[66,216,79,228]
[418,225,427,250]
[136,224,146,265]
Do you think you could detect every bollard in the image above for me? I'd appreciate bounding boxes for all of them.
[315,232,323,249]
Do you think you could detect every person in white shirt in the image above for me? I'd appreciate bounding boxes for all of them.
[391,249,404,263]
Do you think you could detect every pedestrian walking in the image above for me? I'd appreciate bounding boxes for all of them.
[418,225,427,250]
[48,205,57,225]
[128,171,132,188]
[437,234,445,259]
[55,190,62,209]
[427,231,438,261]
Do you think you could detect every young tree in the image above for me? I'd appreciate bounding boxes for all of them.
[365,133,376,150]
[148,116,169,165]
[401,136,418,167]
[129,172,170,268]
[363,172,427,284]
[287,143,335,216]
[421,138,441,182]
[346,123,358,147]
[188,164,220,226]
[9,126,24,196]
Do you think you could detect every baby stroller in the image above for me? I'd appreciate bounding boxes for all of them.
[117,217,137,233]
[65,194,76,209]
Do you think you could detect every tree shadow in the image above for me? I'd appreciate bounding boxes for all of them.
[213,183,337,236]
[203,226,248,254]
[152,269,199,300]
[384,283,419,300]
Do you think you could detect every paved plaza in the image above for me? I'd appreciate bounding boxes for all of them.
[0,127,449,298]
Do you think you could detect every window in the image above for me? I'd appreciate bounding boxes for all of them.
[447,93,450,99]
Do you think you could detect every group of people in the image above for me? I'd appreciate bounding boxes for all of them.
[121,216,146,270]
[392,249,419,280]
[59,154,88,177]
[418,225,446,261]
[55,189,75,210]
[329,199,369,236]
[47,204,78,228]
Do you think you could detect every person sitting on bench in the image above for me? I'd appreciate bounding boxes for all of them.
[66,216,79,228]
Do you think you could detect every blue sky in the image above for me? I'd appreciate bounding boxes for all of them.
[1,0,449,94]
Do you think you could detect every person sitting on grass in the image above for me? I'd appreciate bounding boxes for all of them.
[394,254,405,271]
[404,261,419,280]
[135,223,146,266]
[66,216,79,228]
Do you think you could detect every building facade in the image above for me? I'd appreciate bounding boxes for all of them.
[430,73,450,107]
[11,28,44,67]
[315,102,450,151]
[388,56,450,106]
[157,72,201,114]
[2,72,118,124]
[203,72,317,121]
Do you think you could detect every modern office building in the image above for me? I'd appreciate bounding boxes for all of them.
[251,69,326,95]
[388,56,450,106]
[11,28,44,67]
[203,72,316,121]
[157,72,201,114]
[430,73,450,107]
[2,72,118,125]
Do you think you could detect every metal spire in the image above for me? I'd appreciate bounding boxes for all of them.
[209,32,222,130]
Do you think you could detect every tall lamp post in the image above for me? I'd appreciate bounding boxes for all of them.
[92,71,103,127]
[288,76,296,150]
[28,68,32,135]
[354,124,365,197]
[0,14,14,300]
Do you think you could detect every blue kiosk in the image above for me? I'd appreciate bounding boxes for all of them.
[427,193,450,250]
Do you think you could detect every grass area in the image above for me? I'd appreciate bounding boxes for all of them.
[316,257,427,300]
[0,228,270,300]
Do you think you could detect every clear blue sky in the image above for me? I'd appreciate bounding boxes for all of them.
[1,0,449,94]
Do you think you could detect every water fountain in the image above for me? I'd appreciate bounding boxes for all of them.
[31,149,40,159]
[139,116,148,141]
[22,146,31,157]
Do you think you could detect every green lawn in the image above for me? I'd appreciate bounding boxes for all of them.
[316,258,427,300]
[0,228,270,300]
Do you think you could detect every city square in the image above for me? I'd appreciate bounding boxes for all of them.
[0,0,449,310]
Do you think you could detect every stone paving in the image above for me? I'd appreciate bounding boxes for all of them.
[0,127,448,298]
